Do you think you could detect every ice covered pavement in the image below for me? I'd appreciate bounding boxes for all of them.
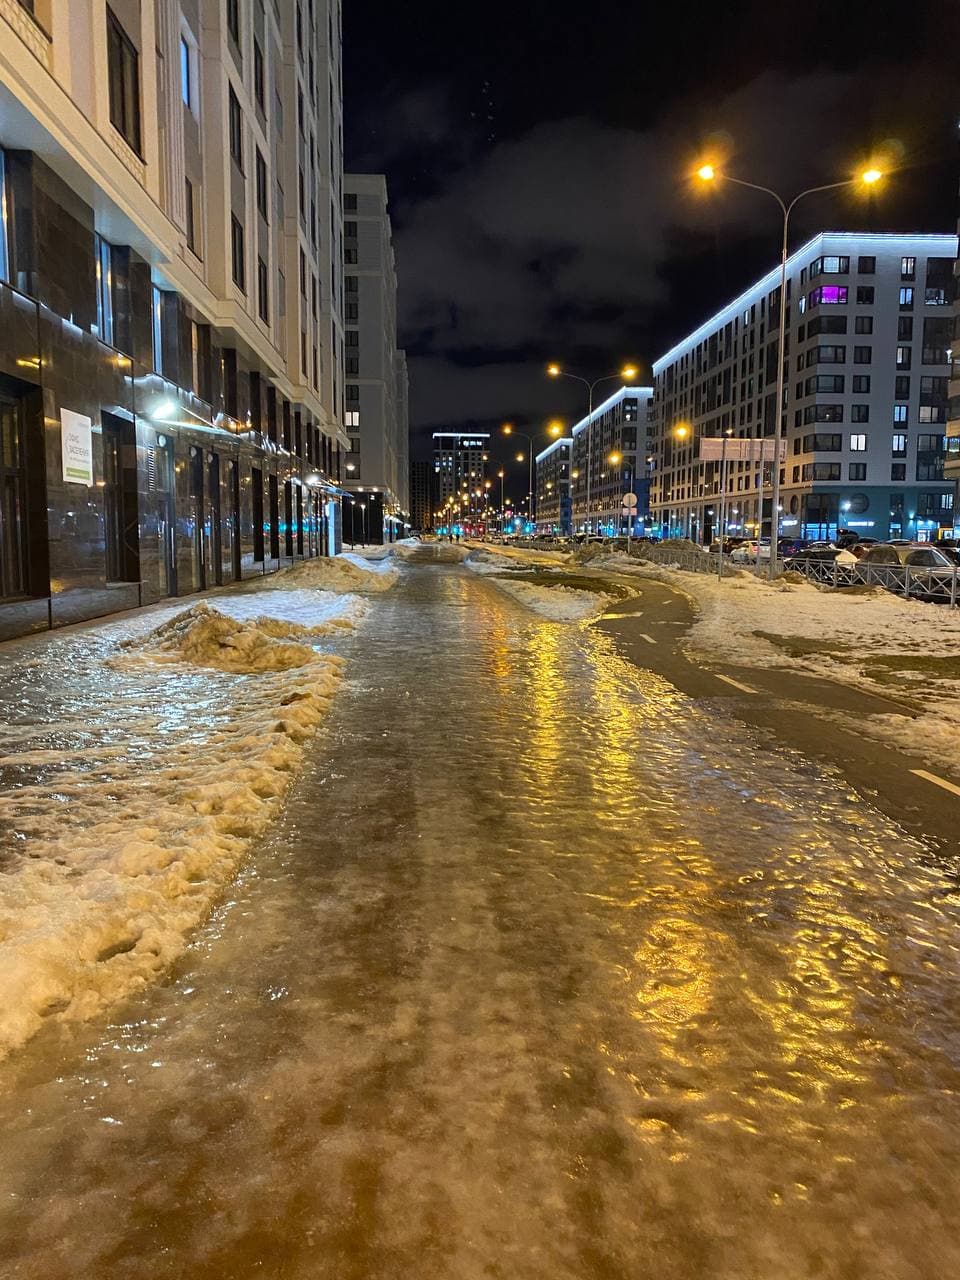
[0,574,372,1059]
[3,551,960,1279]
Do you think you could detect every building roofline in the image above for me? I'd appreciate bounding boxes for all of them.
[652,231,959,374]
[432,432,491,441]
[535,437,574,463]
[570,385,653,437]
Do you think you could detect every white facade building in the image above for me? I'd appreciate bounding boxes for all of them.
[570,386,656,534]
[433,432,489,526]
[652,233,957,544]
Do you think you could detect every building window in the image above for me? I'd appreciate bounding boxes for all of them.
[345,247,357,264]
[849,463,867,481]
[856,286,874,305]
[346,384,359,403]
[346,329,359,347]
[891,463,906,480]
[231,215,245,291]
[255,148,268,220]
[899,287,914,308]
[858,256,876,274]
[854,315,873,334]
[893,405,908,424]
[229,87,243,169]
[0,152,8,284]
[152,285,163,374]
[852,375,870,393]
[253,40,265,111]
[226,0,240,49]
[851,406,869,424]
[184,176,197,254]
[850,433,867,451]
[809,285,848,307]
[895,375,911,398]
[898,316,914,341]
[896,346,912,370]
[257,256,269,321]
[107,8,142,154]
[344,193,357,211]
[180,36,191,108]
[901,256,916,281]
[93,235,114,345]
[853,345,872,364]
[892,434,907,457]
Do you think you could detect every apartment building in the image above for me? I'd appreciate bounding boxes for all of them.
[0,0,347,641]
[433,433,488,498]
[341,173,409,542]
[570,386,655,534]
[534,437,572,534]
[409,458,434,533]
[652,233,957,544]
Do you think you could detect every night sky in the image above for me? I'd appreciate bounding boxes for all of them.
[345,0,960,481]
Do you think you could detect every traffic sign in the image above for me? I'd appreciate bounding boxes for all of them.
[621,492,638,508]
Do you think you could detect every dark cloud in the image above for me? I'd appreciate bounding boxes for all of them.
[344,4,960,460]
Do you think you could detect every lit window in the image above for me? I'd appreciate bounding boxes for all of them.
[850,434,867,451]
[180,37,191,108]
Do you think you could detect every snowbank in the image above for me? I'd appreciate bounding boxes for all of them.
[0,586,355,1060]
[464,541,571,567]
[491,578,615,621]
[264,551,399,593]
[111,602,339,673]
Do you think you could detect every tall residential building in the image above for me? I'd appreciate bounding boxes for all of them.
[409,459,435,532]
[0,0,348,641]
[652,233,957,544]
[570,386,656,534]
[947,210,960,501]
[432,432,489,524]
[342,173,409,542]
[535,438,573,534]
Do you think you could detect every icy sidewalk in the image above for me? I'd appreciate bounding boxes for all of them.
[0,558,391,1060]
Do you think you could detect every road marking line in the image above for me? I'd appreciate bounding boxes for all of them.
[910,768,960,798]
[715,674,757,694]
[638,633,657,645]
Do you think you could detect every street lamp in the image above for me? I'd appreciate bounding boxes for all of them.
[695,159,884,577]
[547,362,639,533]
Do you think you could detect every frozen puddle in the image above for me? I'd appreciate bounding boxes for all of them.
[0,585,364,1059]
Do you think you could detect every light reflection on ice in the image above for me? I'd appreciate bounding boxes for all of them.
[0,550,959,1278]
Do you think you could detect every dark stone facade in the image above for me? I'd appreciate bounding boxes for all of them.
[0,154,342,642]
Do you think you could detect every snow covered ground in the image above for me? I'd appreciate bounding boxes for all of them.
[0,568,377,1060]
[481,575,616,622]
[464,546,619,621]
[591,551,960,764]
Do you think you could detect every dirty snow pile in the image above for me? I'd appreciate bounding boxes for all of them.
[266,550,399,593]
[489,577,615,621]
[0,586,356,1060]
[110,601,343,673]
[464,540,570,567]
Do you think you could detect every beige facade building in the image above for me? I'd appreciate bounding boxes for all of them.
[0,0,347,639]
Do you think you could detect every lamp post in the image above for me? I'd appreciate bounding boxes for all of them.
[695,161,883,578]
[501,420,563,529]
[547,364,637,534]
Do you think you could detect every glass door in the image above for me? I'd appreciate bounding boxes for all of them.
[0,396,26,598]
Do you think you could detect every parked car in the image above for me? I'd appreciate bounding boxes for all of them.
[857,543,959,600]
[785,543,858,567]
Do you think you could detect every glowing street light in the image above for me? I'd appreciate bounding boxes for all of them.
[692,156,885,575]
